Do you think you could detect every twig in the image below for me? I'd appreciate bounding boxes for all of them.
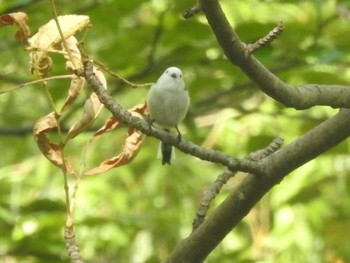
[65,217,84,263]
[49,0,78,70]
[93,60,153,89]
[245,21,284,57]
[47,4,82,262]
[192,137,283,231]
[0,125,100,137]
[183,3,202,19]
[192,170,233,231]
[247,137,284,161]
[0,74,74,94]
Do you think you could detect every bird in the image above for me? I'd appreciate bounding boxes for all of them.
[147,67,190,165]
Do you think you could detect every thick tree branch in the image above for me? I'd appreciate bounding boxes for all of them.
[163,108,350,263]
[161,2,350,262]
[79,3,350,261]
[199,0,350,109]
[261,108,350,177]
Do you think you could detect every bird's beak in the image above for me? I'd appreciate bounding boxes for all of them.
[171,73,177,79]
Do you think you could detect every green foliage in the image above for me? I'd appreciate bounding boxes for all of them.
[1,0,350,262]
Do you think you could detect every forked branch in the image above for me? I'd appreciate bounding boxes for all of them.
[199,0,350,109]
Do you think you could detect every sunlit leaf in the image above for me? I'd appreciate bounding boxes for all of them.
[60,76,85,114]
[28,15,90,77]
[62,35,84,72]
[66,68,107,140]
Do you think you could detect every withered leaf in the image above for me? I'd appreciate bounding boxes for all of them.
[84,103,147,176]
[33,112,75,174]
[28,15,90,78]
[66,68,107,140]
[0,12,31,45]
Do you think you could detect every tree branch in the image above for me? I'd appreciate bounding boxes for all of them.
[159,2,350,261]
[183,3,202,19]
[261,109,350,177]
[163,108,350,263]
[199,0,350,109]
[192,137,283,231]
[78,3,350,261]
[82,58,350,263]
[245,21,284,56]
[80,61,262,174]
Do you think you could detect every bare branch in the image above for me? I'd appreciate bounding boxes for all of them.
[192,137,283,231]
[247,137,284,161]
[164,108,350,263]
[183,3,202,19]
[261,110,350,177]
[245,21,284,57]
[93,60,153,89]
[192,170,232,231]
[65,218,84,263]
[199,0,350,109]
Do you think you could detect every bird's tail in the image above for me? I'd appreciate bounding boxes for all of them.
[157,142,175,165]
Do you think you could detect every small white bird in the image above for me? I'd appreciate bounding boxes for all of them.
[147,67,190,165]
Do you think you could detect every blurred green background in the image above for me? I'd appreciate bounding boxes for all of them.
[1,0,350,262]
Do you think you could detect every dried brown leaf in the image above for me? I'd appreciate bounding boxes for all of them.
[29,52,52,78]
[93,116,118,136]
[92,102,148,138]
[0,12,31,45]
[66,68,107,140]
[63,36,83,72]
[83,103,147,176]
[33,112,75,174]
[60,77,85,114]
[28,15,90,49]
[133,102,149,115]
[84,128,145,176]
[28,15,90,78]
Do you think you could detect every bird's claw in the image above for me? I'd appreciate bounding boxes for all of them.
[175,126,182,143]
